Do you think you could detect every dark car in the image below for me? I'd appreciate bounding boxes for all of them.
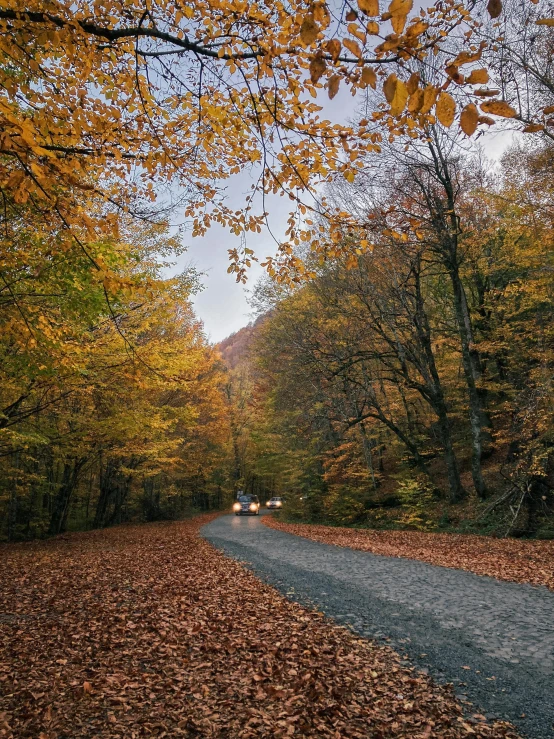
[233,495,260,516]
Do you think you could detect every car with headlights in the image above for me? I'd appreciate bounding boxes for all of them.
[233,495,260,516]
[266,496,284,510]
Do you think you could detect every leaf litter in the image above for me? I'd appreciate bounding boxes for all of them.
[0,516,520,738]
[264,518,554,591]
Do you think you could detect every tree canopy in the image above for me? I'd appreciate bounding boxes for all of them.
[1,0,553,278]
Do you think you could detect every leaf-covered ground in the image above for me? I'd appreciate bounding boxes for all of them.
[264,518,554,591]
[0,516,520,738]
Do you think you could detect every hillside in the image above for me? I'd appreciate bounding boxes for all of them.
[217,314,267,370]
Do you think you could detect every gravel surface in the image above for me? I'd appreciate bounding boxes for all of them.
[202,512,554,739]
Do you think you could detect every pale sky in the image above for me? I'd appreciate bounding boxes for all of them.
[173,87,515,344]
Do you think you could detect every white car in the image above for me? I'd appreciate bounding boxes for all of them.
[266,496,284,510]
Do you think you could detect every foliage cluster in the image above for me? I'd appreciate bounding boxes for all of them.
[236,136,554,537]
[0,181,232,540]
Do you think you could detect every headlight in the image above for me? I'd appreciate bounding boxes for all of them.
[249,503,257,511]
[276,501,282,507]
[233,503,240,511]
[266,501,270,506]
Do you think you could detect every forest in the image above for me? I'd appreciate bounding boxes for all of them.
[226,137,554,538]
[0,0,553,540]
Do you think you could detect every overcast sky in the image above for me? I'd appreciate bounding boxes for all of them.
[172,86,515,344]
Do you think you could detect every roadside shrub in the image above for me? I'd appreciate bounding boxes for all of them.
[323,488,366,525]
[395,475,436,531]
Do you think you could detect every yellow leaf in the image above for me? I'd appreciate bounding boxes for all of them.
[420,84,438,114]
[535,18,554,25]
[390,79,408,116]
[436,91,456,127]
[452,49,483,66]
[366,21,380,34]
[487,0,502,17]
[460,103,478,135]
[383,73,397,103]
[313,3,331,27]
[407,88,424,113]
[343,38,363,58]
[358,0,380,15]
[344,170,356,183]
[300,16,319,45]
[361,66,377,89]
[466,68,489,85]
[480,100,517,117]
[328,75,341,99]
[391,13,407,34]
[388,0,412,17]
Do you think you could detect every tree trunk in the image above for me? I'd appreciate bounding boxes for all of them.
[448,263,491,498]
[48,459,84,535]
[359,422,377,490]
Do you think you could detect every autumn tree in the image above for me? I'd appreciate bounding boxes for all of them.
[0,198,231,539]
[245,136,553,533]
[1,0,553,284]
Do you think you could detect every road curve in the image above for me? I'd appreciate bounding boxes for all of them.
[202,512,554,739]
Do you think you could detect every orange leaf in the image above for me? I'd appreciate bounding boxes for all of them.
[535,18,554,25]
[406,19,428,37]
[328,75,341,99]
[460,103,478,136]
[361,66,377,89]
[466,69,489,85]
[480,100,517,117]
[325,39,342,62]
[348,22,367,43]
[343,38,363,58]
[310,57,327,84]
[383,73,397,103]
[406,72,420,95]
[358,0,380,15]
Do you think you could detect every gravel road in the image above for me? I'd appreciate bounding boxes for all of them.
[202,512,554,739]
